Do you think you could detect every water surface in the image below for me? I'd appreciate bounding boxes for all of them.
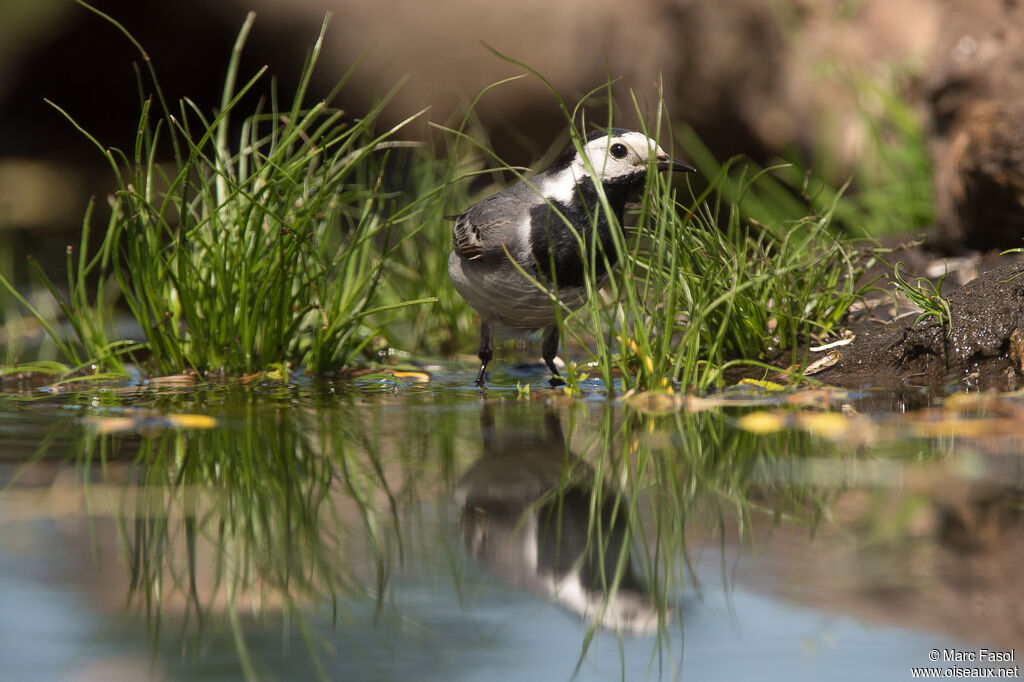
[0,368,1019,680]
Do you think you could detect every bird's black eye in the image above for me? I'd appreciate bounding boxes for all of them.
[610,143,628,159]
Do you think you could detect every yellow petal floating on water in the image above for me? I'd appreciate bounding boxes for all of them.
[391,370,431,383]
[85,417,139,435]
[796,411,850,440]
[739,409,876,443]
[738,378,787,392]
[737,411,788,434]
[347,368,431,383]
[166,414,218,430]
[85,413,217,435]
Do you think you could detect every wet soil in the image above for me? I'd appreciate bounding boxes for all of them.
[809,252,1024,390]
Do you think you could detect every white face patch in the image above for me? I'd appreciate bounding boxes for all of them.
[543,131,667,203]
[579,131,665,180]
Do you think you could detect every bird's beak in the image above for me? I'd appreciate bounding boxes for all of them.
[656,153,697,173]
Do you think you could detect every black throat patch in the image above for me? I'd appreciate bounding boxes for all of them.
[528,175,638,288]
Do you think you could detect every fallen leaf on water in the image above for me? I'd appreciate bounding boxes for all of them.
[167,414,218,429]
[683,394,767,411]
[348,368,430,383]
[738,408,875,443]
[623,390,681,415]
[86,417,139,435]
[86,413,217,435]
[738,378,787,392]
[796,412,851,440]
[737,411,788,434]
[147,373,197,386]
[391,370,431,383]
[786,388,850,407]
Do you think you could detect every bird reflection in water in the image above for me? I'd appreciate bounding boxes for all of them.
[455,406,667,634]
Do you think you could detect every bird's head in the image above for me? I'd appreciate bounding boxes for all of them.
[554,128,695,186]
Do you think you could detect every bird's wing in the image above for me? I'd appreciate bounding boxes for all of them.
[451,198,520,261]
[452,215,513,260]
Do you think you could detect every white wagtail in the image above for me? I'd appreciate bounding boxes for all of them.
[448,128,695,385]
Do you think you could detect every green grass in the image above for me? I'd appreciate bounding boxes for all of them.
[1,9,879,390]
[584,146,863,392]
[891,261,952,331]
[371,141,478,357]
[2,5,440,379]
[1,199,144,378]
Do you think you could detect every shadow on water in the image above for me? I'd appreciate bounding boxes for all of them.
[0,378,1021,680]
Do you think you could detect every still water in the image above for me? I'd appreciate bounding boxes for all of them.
[0,368,1019,681]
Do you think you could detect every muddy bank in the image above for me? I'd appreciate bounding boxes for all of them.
[812,259,1024,390]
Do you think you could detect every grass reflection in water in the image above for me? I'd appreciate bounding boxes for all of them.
[5,379,1018,680]
[18,382,842,679]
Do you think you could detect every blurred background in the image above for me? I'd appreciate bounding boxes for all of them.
[2,0,1023,269]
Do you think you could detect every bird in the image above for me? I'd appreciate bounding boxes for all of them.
[448,127,696,385]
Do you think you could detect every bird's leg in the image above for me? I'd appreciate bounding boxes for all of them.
[541,325,564,386]
[474,319,493,385]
